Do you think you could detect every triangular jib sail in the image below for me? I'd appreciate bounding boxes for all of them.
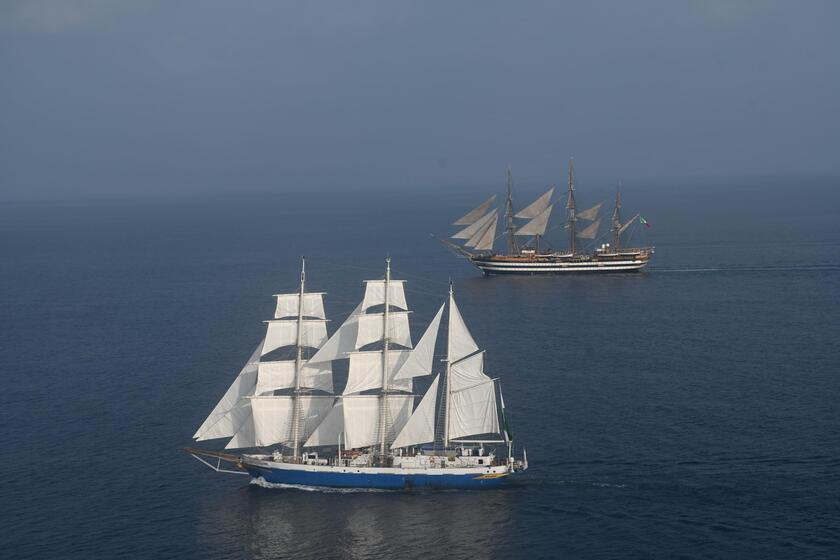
[466,211,498,251]
[193,339,263,442]
[452,195,497,226]
[452,210,497,241]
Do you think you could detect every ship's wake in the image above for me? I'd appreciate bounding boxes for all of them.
[652,264,840,273]
[249,477,395,493]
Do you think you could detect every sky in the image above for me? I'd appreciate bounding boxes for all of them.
[1,0,839,198]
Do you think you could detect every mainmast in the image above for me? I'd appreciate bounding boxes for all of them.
[378,257,391,455]
[291,256,306,459]
[611,181,622,252]
[443,281,453,448]
[504,167,518,255]
[567,159,577,254]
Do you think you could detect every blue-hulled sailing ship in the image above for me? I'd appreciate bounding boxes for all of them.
[186,258,527,489]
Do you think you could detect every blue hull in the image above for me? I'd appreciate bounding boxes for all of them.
[245,465,510,489]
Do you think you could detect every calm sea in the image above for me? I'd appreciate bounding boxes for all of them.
[1,176,839,559]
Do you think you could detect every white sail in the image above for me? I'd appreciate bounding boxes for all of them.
[448,380,499,440]
[471,214,498,251]
[300,362,333,392]
[250,396,294,447]
[391,375,440,449]
[618,213,640,236]
[303,400,344,447]
[514,187,554,219]
[342,395,414,450]
[514,205,552,237]
[256,360,333,394]
[355,311,413,349]
[577,218,601,239]
[262,320,328,356]
[250,395,333,447]
[464,212,490,247]
[224,401,256,449]
[465,211,497,247]
[577,202,602,222]
[307,302,363,364]
[274,293,326,320]
[194,339,263,440]
[255,361,295,394]
[450,351,490,391]
[448,295,479,362]
[451,210,496,240]
[394,302,444,381]
[344,350,413,394]
[452,195,496,225]
[361,280,408,312]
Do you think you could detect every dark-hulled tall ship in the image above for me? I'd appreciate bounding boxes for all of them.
[439,160,654,275]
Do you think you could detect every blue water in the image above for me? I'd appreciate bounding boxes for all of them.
[2,177,839,558]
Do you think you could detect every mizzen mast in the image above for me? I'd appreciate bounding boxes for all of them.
[443,281,454,448]
[611,181,622,252]
[567,159,577,255]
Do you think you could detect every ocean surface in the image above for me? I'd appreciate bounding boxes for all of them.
[1,176,839,559]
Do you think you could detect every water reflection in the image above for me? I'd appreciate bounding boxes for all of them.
[196,482,515,559]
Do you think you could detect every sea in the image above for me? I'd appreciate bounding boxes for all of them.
[1,175,839,559]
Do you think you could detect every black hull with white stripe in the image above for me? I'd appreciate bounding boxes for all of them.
[443,161,654,275]
[470,249,653,275]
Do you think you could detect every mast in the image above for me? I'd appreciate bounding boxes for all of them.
[378,257,391,455]
[291,256,305,459]
[504,167,518,255]
[443,281,453,448]
[611,181,622,252]
[567,159,577,254]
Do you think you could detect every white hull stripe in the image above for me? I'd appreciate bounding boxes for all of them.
[472,259,645,267]
[473,261,648,272]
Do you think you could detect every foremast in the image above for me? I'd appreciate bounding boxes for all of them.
[378,257,393,456]
[504,167,518,255]
[290,257,306,459]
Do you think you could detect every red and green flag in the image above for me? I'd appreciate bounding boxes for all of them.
[640,216,651,228]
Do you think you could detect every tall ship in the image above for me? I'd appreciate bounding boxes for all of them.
[440,160,654,274]
[186,258,527,489]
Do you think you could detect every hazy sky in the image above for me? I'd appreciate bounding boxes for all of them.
[1,0,838,198]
